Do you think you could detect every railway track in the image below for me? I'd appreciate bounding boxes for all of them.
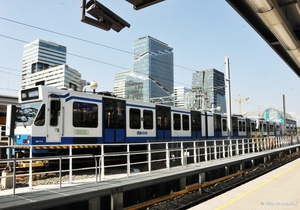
[127,152,300,210]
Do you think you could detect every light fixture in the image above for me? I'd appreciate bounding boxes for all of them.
[271,23,299,50]
[246,0,273,13]
[126,0,165,10]
[81,0,130,32]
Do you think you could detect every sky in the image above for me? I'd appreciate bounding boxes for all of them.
[0,0,300,124]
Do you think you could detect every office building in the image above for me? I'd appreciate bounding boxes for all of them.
[174,86,191,108]
[133,36,174,102]
[188,68,226,113]
[22,39,82,90]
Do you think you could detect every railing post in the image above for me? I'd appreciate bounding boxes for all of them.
[59,157,62,189]
[236,140,239,156]
[214,140,217,160]
[148,143,152,172]
[229,139,232,157]
[181,142,184,166]
[13,159,16,196]
[223,140,226,158]
[93,155,97,183]
[69,146,73,183]
[193,141,197,163]
[166,143,170,170]
[29,146,32,189]
[242,139,245,155]
[101,145,104,181]
[204,141,207,161]
[127,144,130,178]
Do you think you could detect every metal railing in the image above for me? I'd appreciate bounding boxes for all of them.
[0,135,299,196]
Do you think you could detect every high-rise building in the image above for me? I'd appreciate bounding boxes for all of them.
[22,39,82,90]
[174,86,191,108]
[133,36,174,102]
[113,70,149,101]
[188,68,226,113]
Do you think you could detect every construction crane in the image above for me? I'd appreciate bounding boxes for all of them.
[234,94,249,115]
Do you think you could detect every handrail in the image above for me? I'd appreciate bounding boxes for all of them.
[0,136,299,197]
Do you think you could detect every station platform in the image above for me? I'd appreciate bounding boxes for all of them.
[192,157,300,210]
[0,144,299,210]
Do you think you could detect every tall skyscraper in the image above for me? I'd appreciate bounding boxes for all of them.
[174,86,191,108]
[188,68,226,113]
[133,36,174,102]
[22,39,82,90]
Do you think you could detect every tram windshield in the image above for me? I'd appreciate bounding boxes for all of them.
[16,102,43,126]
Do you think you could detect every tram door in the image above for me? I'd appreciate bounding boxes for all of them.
[191,111,202,139]
[156,105,171,141]
[47,100,61,142]
[103,98,125,143]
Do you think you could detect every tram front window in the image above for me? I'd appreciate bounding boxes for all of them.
[16,102,42,126]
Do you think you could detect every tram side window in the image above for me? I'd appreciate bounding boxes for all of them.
[34,104,45,126]
[143,110,153,130]
[182,115,189,130]
[173,113,181,130]
[251,123,256,132]
[156,106,170,130]
[232,118,238,133]
[222,119,227,132]
[239,121,245,132]
[73,102,98,128]
[130,108,140,129]
[263,124,266,132]
[214,114,221,132]
[191,111,201,131]
[50,100,60,126]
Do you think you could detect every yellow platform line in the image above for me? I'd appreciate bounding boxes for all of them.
[216,160,300,210]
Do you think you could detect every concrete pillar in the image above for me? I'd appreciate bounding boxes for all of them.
[180,177,186,190]
[111,192,123,210]
[199,172,205,194]
[251,159,255,168]
[89,197,100,210]
[239,163,244,171]
[225,166,229,176]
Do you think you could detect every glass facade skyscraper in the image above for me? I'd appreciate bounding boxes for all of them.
[188,68,226,113]
[133,36,174,102]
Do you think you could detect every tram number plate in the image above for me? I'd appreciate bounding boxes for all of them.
[74,130,89,135]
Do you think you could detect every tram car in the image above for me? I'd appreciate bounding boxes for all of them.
[12,85,297,157]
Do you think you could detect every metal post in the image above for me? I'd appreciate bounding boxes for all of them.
[101,145,104,181]
[225,56,232,138]
[193,141,197,163]
[59,157,62,189]
[166,143,169,170]
[69,146,73,183]
[13,159,16,196]
[127,144,130,177]
[29,146,32,189]
[148,143,152,172]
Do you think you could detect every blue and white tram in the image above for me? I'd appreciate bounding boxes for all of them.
[13,85,297,157]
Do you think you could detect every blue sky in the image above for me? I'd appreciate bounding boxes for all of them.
[1,0,300,124]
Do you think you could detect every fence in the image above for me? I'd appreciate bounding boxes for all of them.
[0,135,299,196]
